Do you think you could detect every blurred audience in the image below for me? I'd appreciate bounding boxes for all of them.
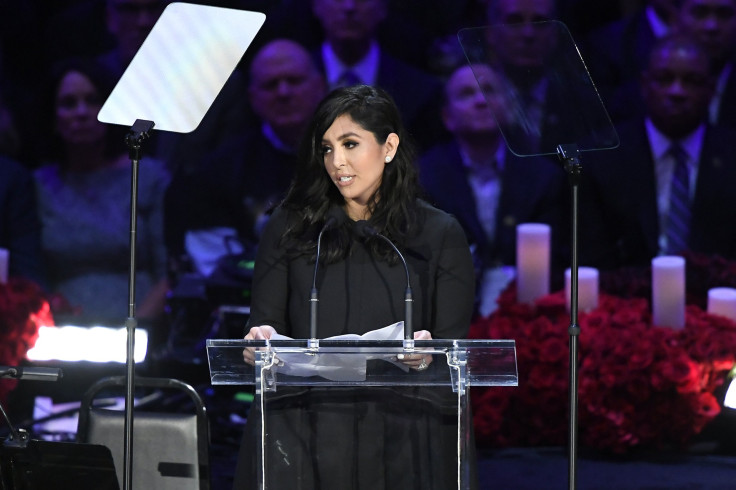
[418,62,568,315]
[33,57,170,328]
[259,0,479,75]
[0,86,44,286]
[3,0,736,328]
[98,0,169,77]
[676,0,736,128]
[583,0,681,122]
[0,156,43,285]
[0,163,44,283]
[579,34,736,269]
[309,0,445,150]
[164,39,327,278]
[484,0,598,155]
[96,0,252,177]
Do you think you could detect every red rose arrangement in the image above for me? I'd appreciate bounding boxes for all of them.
[469,255,736,454]
[0,278,54,405]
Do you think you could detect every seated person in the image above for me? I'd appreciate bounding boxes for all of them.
[582,0,681,123]
[418,62,568,315]
[676,0,736,128]
[579,33,736,269]
[34,58,170,328]
[164,39,327,278]
[309,0,444,152]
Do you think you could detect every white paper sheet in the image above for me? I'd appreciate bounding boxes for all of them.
[267,322,409,381]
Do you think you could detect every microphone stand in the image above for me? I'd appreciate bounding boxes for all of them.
[372,235,414,349]
[122,119,154,490]
[353,221,414,348]
[1,368,29,448]
[1,366,63,448]
[309,224,330,351]
[557,143,581,490]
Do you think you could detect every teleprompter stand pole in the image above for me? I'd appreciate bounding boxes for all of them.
[557,143,581,490]
[122,119,154,490]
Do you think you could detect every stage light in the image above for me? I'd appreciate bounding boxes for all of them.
[724,366,736,410]
[26,326,147,363]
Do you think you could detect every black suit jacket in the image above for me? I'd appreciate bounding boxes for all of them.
[715,63,736,129]
[579,120,736,269]
[0,157,44,285]
[417,141,569,281]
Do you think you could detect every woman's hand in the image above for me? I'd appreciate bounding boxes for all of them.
[398,329,433,371]
[242,325,277,365]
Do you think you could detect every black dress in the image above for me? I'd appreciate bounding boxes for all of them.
[232,201,477,490]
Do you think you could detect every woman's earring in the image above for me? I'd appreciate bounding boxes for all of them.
[385,156,392,163]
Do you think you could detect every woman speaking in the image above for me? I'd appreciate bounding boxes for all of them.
[233,85,476,490]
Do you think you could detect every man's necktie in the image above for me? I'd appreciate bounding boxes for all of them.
[665,144,691,254]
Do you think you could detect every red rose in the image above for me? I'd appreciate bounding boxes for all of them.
[537,335,567,364]
[470,257,736,453]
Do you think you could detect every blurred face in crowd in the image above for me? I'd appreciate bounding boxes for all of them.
[641,40,715,138]
[321,114,398,216]
[249,40,327,142]
[486,0,558,71]
[678,0,736,66]
[312,0,387,44]
[442,64,505,139]
[106,0,167,63]
[55,70,107,147]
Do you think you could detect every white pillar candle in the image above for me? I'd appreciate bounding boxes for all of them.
[0,248,8,284]
[565,267,599,313]
[516,223,550,304]
[651,256,686,329]
[707,287,736,322]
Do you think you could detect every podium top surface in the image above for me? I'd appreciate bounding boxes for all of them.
[206,339,518,387]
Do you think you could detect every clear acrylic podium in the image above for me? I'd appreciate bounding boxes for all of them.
[207,339,517,489]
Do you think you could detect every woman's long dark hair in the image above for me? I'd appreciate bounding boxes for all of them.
[280,84,420,263]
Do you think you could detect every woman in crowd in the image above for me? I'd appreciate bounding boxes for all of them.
[233,84,477,489]
[34,57,170,329]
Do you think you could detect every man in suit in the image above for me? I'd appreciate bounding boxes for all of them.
[310,0,443,151]
[418,62,568,314]
[484,0,616,156]
[579,33,736,269]
[677,0,736,128]
[582,0,681,122]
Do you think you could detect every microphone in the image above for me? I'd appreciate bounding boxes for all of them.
[353,221,413,343]
[310,207,345,342]
[0,366,63,382]
[1,366,63,448]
